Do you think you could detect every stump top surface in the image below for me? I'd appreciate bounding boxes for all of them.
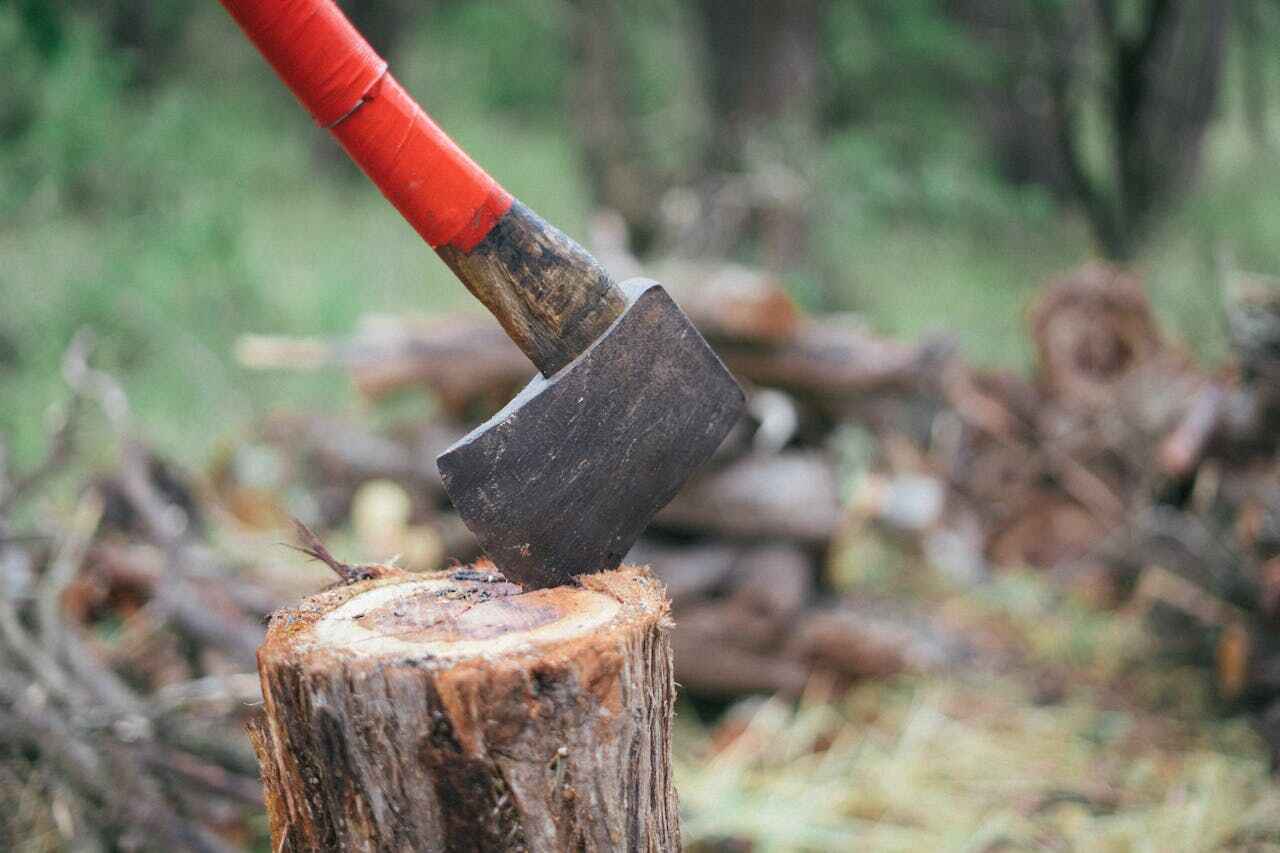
[260,563,667,670]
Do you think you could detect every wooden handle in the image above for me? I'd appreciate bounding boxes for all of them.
[219,0,625,376]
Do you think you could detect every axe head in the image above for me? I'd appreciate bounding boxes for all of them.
[438,279,745,589]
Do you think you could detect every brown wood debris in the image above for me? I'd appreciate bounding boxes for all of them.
[10,251,1280,852]
[230,259,1237,704]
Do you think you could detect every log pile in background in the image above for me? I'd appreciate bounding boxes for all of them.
[233,258,1280,745]
[859,262,1280,759]
[232,261,970,699]
[6,258,1279,849]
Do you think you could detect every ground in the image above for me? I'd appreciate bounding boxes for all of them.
[675,554,1280,851]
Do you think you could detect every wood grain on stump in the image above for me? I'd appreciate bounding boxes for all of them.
[249,564,679,852]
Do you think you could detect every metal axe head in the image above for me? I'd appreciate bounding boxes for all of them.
[439,279,745,589]
[216,0,745,589]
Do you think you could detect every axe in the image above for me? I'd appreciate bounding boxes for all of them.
[219,0,744,589]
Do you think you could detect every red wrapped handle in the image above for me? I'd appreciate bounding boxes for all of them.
[219,0,512,252]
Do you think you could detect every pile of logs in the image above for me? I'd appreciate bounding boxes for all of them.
[857,262,1280,760]
[5,258,1279,847]
[235,258,1280,736]
[232,261,975,700]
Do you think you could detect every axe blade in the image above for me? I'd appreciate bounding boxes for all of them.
[438,279,745,589]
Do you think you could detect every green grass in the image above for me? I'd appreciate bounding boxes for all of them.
[5,4,1280,468]
[0,5,594,467]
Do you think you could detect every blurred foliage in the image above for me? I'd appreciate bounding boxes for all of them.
[421,0,567,117]
[0,0,1279,461]
[819,2,1048,224]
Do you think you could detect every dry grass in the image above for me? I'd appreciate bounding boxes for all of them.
[674,558,1280,852]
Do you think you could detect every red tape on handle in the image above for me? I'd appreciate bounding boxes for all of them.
[219,0,511,251]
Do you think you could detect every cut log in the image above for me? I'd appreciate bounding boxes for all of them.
[714,320,945,420]
[1029,263,1163,407]
[656,261,803,344]
[250,565,679,852]
[237,315,532,420]
[786,602,966,680]
[654,451,843,543]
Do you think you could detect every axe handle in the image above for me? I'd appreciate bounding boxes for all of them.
[218,0,625,377]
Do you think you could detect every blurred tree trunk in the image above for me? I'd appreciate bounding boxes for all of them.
[964,0,1231,260]
[695,0,822,171]
[694,0,822,271]
[1238,0,1274,153]
[567,0,667,250]
[1043,0,1231,259]
[568,0,824,276]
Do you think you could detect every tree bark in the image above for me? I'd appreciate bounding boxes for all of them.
[249,565,679,852]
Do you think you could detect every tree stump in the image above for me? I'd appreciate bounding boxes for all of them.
[249,564,679,852]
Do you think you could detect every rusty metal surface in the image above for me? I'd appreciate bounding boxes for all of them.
[438,279,745,589]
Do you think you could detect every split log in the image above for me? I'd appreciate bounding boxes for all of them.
[786,602,967,680]
[654,452,843,543]
[250,565,679,852]
[655,261,802,344]
[1029,263,1163,407]
[714,320,947,421]
[237,315,532,419]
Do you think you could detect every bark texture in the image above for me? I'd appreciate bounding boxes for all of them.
[250,565,679,852]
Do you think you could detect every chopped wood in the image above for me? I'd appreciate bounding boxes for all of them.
[1029,262,1163,407]
[786,602,966,680]
[715,320,947,419]
[655,261,803,344]
[654,451,843,542]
